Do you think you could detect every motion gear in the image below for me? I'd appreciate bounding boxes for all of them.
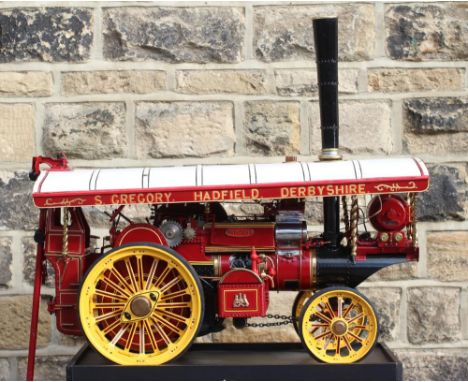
[159,220,184,247]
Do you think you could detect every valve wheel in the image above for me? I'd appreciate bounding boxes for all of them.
[299,287,378,364]
[79,243,204,365]
[292,291,313,335]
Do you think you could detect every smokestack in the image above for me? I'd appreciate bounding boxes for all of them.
[313,17,341,161]
[313,17,341,250]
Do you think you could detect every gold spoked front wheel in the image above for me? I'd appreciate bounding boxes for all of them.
[300,287,378,364]
[292,291,313,335]
[79,244,204,365]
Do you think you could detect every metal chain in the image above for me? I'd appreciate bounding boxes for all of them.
[245,314,294,328]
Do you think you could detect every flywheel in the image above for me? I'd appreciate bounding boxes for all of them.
[79,243,204,365]
[299,287,378,364]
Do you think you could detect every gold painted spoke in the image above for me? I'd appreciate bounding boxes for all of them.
[343,335,353,352]
[306,321,328,332]
[160,288,189,301]
[124,259,139,293]
[347,312,364,324]
[325,301,336,318]
[139,322,145,354]
[150,317,173,346]
[337,297,343,318]
[153,266,172,289]
[349,325,366,330]
[143,320,159,352]
[94,289,127,301]
[311,323,329,327]
[348,332,364,343]
[109,267,135,294]
[145,259,159,290]
[335,337,341,353]
[137,256,144,290]
[95,310,122,323]
[155,308,189,324]
[110,325,127,346]
[153,313,184,336]
[343,303,354,318]
[159,276,182,294]
[314,330,332,340]
[101,276,132,298]
[314,310,332,324]
[157,301,191,309]
[94,302,125,309]
[323,335,333,351]
[124,322,138,351]
[102,319,123,336]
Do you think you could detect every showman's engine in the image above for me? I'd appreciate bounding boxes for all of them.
[25,17,429,378]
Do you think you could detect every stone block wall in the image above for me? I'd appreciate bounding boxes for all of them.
[0,2,466,380]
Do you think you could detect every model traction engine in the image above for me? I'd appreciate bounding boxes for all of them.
[26,17,429,379]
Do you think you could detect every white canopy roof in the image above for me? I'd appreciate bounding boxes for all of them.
[32,157,429,208]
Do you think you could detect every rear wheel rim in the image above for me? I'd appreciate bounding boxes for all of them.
[79,245,203,365]
[292,291,313,334]
[300,288,378,363]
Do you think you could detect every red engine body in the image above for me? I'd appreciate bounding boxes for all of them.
[41,191,418,335]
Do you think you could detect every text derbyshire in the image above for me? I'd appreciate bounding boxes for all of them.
[280,184,366,198]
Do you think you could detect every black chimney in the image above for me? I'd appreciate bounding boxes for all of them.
[313,17,341,160]
[313,17,341,249]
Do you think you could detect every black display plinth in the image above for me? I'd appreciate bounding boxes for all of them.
[66,342,402,381]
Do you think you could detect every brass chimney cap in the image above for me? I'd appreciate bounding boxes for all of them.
[319,148,342,161]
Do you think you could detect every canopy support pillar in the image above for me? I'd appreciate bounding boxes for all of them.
[27,210,47,381]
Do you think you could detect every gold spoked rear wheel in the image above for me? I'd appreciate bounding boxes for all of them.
[79,244,204,365]
[300,287,378,364]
